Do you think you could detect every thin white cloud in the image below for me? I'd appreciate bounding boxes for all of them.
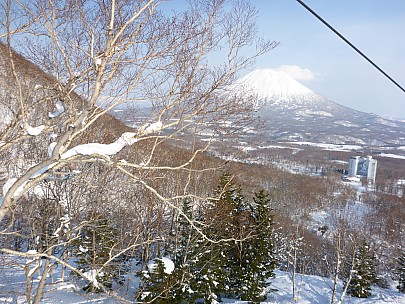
[275,65,316,81]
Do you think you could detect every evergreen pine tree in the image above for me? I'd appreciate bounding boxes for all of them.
[194,175,233,302]
[223,181,250,297]
[240,189,276,303]
[170,199,203,303]
[214,173,249,298]
[202,173,259,300]
[192,242,228,304]
[179,172,243,302]
[71,217,120,292]
[347,242,377,298]
[172,198,231,303]
[395,250,405,293]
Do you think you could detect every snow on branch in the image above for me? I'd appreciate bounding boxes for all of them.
[2,132,138,200]
[2,163,57,198]
[48,100,65,118]
[61,132,138,159]
[2,178,19,198]
[26,124,45,136]
[82,269,101,290]
[48,142,57,157]
[138,121,163,136]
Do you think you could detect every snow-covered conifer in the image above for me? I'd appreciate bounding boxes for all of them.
[71,218,121,292]
[211,173,249,296]
[170,199,203,303]
[239,189,276,302]
[347,242,377,298]
[137,258,178,303]
[395,250,405,293]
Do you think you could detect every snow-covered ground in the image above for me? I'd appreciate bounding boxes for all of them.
[1,256,404,303]
[379,153,405,160]
[264,271,405,304]
[287,141,363,152]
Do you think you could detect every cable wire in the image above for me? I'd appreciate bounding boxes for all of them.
[295,0,405,94]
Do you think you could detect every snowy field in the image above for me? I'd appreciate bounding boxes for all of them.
[379,153,405,160]
[1,256,404,304]
[286,142,363,152]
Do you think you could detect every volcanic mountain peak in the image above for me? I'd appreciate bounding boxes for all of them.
[233,68,326,109]
[229,69,405,146]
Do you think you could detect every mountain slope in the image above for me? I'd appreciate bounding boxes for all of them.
[0,42,128,142]
[233,69,405,146]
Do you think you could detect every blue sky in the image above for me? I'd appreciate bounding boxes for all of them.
[252,0,405,118]
[162,0,405,118]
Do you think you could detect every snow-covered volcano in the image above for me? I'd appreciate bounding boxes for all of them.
[229,68,405,146]
[232,69,327,109]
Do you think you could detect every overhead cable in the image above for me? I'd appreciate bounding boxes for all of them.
[295,0,405,94]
